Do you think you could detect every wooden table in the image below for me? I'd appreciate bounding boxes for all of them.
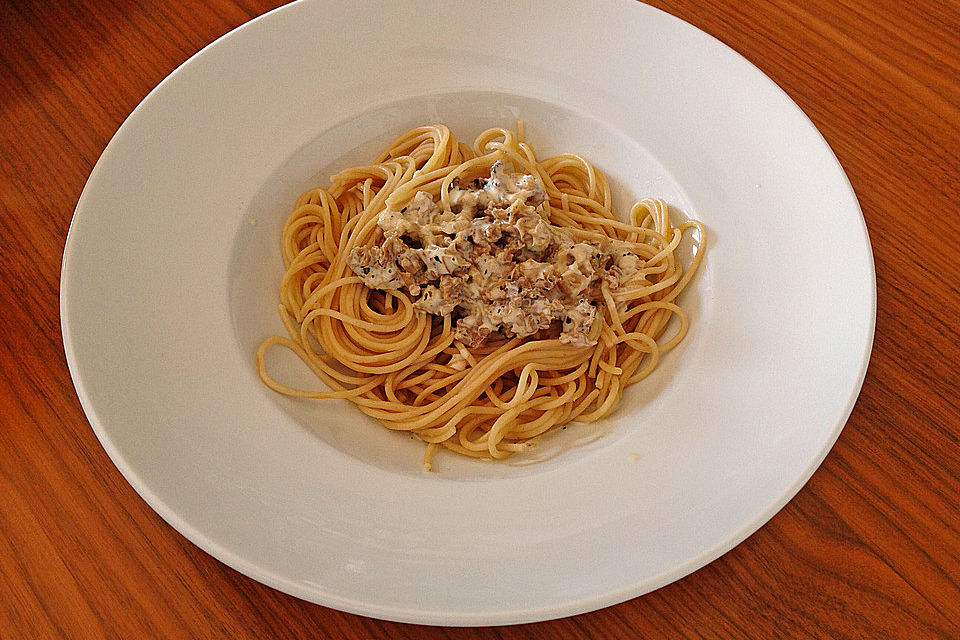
[2,0,958,637]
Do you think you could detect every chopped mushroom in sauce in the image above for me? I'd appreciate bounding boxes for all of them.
[348,162,645,347]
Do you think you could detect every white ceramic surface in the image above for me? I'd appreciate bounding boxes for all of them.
[60,0,875,625]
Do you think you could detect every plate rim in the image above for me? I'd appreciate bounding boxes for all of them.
[60,0,877,625]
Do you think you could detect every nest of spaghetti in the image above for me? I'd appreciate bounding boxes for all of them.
[257,124,705,470]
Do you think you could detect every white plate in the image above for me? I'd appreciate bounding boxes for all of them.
[61,0,875,625]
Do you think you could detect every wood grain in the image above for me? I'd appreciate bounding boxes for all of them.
[1,0,958,637]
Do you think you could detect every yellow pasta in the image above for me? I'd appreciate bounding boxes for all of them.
[257,124,705,470]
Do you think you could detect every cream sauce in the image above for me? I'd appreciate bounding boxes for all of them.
[347,163,646,347]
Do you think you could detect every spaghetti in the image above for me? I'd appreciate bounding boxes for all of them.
[257,124,705,470]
